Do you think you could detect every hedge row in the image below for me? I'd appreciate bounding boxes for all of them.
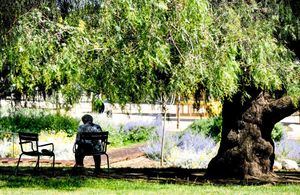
[0,109,79,136]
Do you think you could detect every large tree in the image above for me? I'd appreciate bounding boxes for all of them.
[1,0,300,179]
[205,0,300,179]
[79,1,300,179]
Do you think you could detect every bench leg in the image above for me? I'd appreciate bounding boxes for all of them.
[52,155,55,175]
[104,153,109,176]
[34,156,40,172]
[15,153,23,175]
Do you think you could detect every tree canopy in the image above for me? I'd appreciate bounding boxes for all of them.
[1,0,299,106]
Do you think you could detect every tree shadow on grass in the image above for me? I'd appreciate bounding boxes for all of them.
[0,167,87,190]
[1,175,85,190]
[0,166,300,190]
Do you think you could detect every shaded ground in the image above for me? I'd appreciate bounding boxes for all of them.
[1,141,300,185]
[0,144,300,185]
[0,166,300,186]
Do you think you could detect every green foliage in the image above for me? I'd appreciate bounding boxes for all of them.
[277,2,300,43]
[1,0,300,107]
[0,107,153,147]
[1,8,85,105]
[187,117,222,142]
[92,98,105,113]
[71,0,213,104]
[0,109,79,136]
[103,124,155,147]
[1,0,215,104]
[100,124,124,147]
[272,123,284,142]
[122,126,156,144]
[0,1,56,35]
[205,1,299,101]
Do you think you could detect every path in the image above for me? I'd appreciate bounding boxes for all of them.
[0,143,157,168]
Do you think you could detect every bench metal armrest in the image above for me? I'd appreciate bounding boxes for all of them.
[19,141,35,151]
[39,143,54,151]
[19,141,32,144]
[73,142,78,153]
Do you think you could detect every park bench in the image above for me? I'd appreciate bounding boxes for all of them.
[15,132,55,175]
[73,131,110,174]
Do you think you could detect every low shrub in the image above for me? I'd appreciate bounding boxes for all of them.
[272,123,284,142]
[122,126,156,143]
[187,116,222,141]
[0,137,15,158]
[142,128,219,168]
[0,131,76,159]
[0,108,79,136]
[167,131,218,168]
[101,123,124,147]
[0,108,159,158]
[143,117,286,168]
[109,124,155,147]
[0,113,157,158]
[142,130,179,161]
[275,133,300,162]
[94,116,158,147]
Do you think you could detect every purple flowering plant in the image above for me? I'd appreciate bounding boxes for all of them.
[275,132,300,162]
[142,124,219,168]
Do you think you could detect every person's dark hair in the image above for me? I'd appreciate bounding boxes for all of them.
[82,114,93,124]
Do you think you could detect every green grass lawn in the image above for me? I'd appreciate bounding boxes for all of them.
[0,175,299,195]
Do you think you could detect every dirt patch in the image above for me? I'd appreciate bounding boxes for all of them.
[111,156,160,168]
[0,143,154,168]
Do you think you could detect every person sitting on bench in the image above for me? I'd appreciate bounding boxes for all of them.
[74,114,102,174]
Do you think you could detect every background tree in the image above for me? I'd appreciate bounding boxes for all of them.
[0,0,97,106]
[0,1,99,107]
[0,8,84,107]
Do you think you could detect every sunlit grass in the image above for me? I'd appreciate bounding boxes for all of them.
[0,175,299,195]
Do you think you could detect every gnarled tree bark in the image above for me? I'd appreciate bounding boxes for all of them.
[206,92,299,179]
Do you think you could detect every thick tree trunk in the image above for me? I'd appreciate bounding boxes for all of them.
[206,92,298,179]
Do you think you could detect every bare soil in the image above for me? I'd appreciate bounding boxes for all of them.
[0,143,157,168]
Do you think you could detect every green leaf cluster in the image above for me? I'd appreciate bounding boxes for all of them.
[0,108,79,136]
[1,8,86,105]
[187,116,222,142]
[1,0,299,105]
